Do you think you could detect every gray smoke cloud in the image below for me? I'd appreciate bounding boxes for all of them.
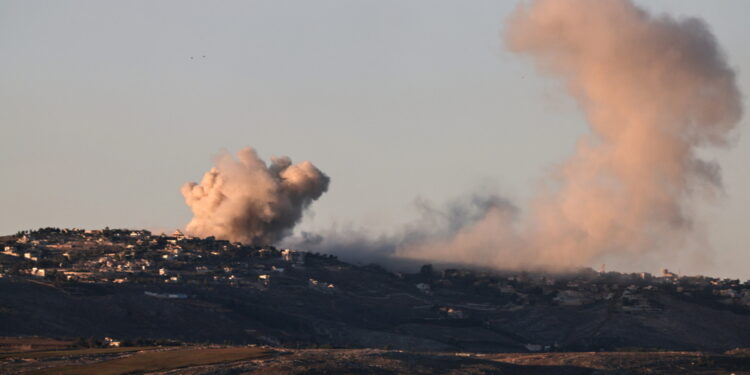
[290,0,743,272]
[285,193,517,270]
[181,147,329,245]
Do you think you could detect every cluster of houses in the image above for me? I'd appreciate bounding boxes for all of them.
[2,227,750,316]
[0,228,309,290]
[417,267,750,315]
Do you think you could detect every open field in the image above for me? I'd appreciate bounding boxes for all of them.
[1,340,749,375]
[0,337,74,353]
[0,346,155,360]
[238,349,750,375]
[12,346,273,375]
[487,351,750,374]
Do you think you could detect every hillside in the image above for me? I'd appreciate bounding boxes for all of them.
[1,228,750,353]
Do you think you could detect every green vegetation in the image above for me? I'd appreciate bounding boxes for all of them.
[25,346,273,375]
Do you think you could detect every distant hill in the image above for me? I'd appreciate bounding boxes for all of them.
[1,227,749,352]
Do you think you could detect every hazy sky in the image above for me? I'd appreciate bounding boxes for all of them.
[1,1,748,278]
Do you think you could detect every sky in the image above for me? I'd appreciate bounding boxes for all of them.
[1,0,748,278]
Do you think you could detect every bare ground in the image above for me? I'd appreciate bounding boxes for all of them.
[3,344,750,375]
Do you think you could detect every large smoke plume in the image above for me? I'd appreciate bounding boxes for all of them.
[181,147,329,245]
[291,0,742,271]
[514,0,741,267]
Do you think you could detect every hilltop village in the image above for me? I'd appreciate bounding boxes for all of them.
[1,227,749,308]
[1,228,312,291]
[1,227,750,352]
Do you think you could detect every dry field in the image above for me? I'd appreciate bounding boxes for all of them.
[1,344,273,375]
[0,337,75,353]
[1,338,749,375]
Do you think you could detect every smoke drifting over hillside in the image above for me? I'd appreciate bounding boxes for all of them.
[181,147,329,245]
[408,0,742,269]
[291,0,742,271]
[289,193,518,270]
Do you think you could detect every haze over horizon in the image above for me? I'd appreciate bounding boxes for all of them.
[2,1,749,278]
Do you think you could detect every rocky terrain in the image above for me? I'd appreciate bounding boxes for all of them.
[1,228,750,354]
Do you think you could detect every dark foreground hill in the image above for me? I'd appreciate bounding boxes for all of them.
[1,228,750,353]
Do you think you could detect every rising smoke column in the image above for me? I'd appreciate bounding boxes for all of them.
[511,0,742,267]
[181,147,330,245]
[394,0,742,270]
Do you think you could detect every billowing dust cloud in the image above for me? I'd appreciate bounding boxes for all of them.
[181,147,329,245]
[298,0,742,271]
[500,0,742,269]
[404,0,742,269]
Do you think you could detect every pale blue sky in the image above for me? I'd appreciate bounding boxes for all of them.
[1,1,748,278]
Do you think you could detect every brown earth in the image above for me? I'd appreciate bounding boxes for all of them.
[2,341,749,375]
